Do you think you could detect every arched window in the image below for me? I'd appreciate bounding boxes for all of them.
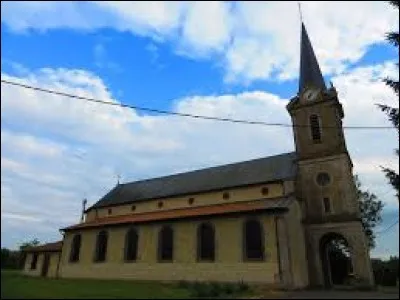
[69,234,82,263]
[323,197,332,213]
[310,114,321,142]
[158,225,173,262]
[94,230,108,262]
[125,228,139,262]
[30,253,38,269]
[197,223,215,261]
[244,219,264,261]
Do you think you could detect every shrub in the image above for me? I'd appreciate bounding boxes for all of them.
[186,280,250,298]
[177,280,190,289]
[189,281,210,298]
[208,281,223,297]
[238,280,249,292]
[222,283,234,295]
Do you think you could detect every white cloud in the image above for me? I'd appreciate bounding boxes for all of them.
[179,1,232,55]
[2,212,43,223]
[1,1,398,82]
[1,60,399,250]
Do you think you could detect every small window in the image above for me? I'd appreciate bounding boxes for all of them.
[188,198,194,205]
[223,192,230,200]
[261,187,269,195]
[108,208,112,215]
[317,172,331,186]
[323,197,331,213]
[158,201,163,208]
[310,114,321,143]
[131,205,136,211]
[30,253,38,270]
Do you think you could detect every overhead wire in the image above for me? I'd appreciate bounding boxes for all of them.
[1,79,396,130]
[375,218,399,237]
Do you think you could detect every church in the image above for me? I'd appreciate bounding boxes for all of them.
[22,22,375,289]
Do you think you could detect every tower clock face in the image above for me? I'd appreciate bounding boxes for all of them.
[303,88,319,101]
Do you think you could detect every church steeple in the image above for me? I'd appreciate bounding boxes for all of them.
[299,22,326,93]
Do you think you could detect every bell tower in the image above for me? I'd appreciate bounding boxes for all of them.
[287,22,375,288]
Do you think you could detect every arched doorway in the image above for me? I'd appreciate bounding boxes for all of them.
[319,232,354,288]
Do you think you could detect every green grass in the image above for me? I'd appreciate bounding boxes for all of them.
[1,270,192,299]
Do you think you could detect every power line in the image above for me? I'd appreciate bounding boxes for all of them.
[376,218,399,236]
[1,79,395,130]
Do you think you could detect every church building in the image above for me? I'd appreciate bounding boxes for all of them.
[22,22,375,289]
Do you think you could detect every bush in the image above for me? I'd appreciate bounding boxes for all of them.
[208,281,223,297]
[222,283,234,295]
[238,280,249,292]
[189,281,210,298]
[186,280,250,298]
[177,280,190,289]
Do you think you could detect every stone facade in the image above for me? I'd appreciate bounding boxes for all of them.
[287,86,375,288]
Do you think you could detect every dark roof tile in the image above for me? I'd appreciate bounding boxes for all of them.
[88,152,297,210]
[22,241,62,253]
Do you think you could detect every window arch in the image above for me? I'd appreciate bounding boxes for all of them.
[158,225,173,262]
[243,219,264,261]
[197,223,215,261]
[69,234,82,263]
[125,228,139,262]
[309,114,321,142]
[94,230,108,262]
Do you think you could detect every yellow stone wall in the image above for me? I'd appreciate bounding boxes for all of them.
[22,252,60,278]
[85,182,286,221]
[59,213,282,283]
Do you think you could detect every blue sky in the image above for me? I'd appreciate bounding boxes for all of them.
[1,1,398,259]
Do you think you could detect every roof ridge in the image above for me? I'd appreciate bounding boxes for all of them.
[121,151,296,186]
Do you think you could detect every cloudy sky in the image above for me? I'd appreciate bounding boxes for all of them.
[1,1,398,259]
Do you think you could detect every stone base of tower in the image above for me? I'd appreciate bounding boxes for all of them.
[304,221,375,289]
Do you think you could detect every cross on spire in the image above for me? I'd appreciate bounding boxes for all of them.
[298,2,303,22]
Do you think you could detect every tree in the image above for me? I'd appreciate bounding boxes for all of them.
[1,248,21,269]
[377,0,399,202]
[19,238,40,251]
[354,175,384,248]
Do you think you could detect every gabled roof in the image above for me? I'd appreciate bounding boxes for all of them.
[299,22,326,93]
[87,152,297,211]
[63,196,293,231]
[22,241,62,253]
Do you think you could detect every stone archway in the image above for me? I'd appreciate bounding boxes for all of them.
[319,232,354,288]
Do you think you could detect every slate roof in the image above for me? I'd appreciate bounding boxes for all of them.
[22,241,62,253]
[299,22,326,93]
[87,152,297,211]
[64,197,293,231]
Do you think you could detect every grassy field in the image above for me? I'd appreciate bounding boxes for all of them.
[1,270,192,299]
[1,270,253,299]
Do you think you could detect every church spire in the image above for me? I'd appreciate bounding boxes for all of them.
[299,22,326,93]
